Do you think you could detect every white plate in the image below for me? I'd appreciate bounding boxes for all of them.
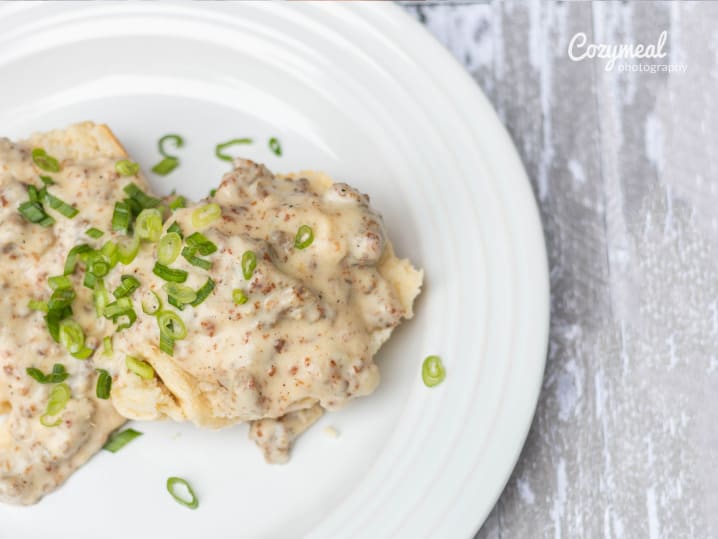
[0,3,549,538]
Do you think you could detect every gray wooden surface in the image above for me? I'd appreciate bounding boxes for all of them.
[402,2,718,538]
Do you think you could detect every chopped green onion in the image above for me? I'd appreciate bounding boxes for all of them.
[101,240,119,268]
[93,279,110,317]
[166,477,199,509]
[158,134,184,158]
[31,148,61,172]
[48,287,76,311]
[241,250,257,280]
[169,196,186,211]
[157,311,187,340]
[268,137,282,156]
[232,289,248,305]
[152,263,188,283]
[141,290,163,315]
[39,175,55,186]
[28,184,40,202]
[45,305,72,343]
[185,232,217,255]
[421,355,446,387]
[151,157,179,176]
[191,278,215,307]
[18,200,54,227]
[41,189,78,218]
[294,225,314,249]
[103,336,113,355]
[215,138,253,161]
[126,356,154,380]
[113,275,141,298]
[26,364,68,384]
[163,283,196,308]
[96,369,112,399]
[87,251,110,277]
[191,203,221,229]
[28,299,49,312]
[116,309,137,331]
[115,160,140,176]
[124,183,160,209]
[86,227,104,239]
[48,275,72,290]
[83,270,97,290]
[181,247,212,270]
[104,297,133,319]
[103,428,143,453]
[134,208,163,242]
[112,200,131,234]
[40,382,71,427]
[209,188,217,197]
[64,244,91,275]
[59,319,93,359]
[117,236,141,265]
[158,232,182,265]
[159,332,174,356]
[167,221,183,238]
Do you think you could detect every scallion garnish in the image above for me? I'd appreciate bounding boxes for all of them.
[268,137,282,156]
[115,160,140,177]
[151,134,184,176]
[86,227,104,239]
[421,355,446,387]
[112,200,132,234]
[160,332,174,356]
[166,477,199,509]
[158,232,182,265]
[162,283,196,309]
[26,364,68,384]
[215,138,253,161]
[39,175,55,186]
[141,290,163,315]
[48,275,72,290]
[40,382,71,427]
[31,148,61,173]
[28,299,49,312]
[126,356,154,380]
[18,200,54,227]
[117,236,141,265]
[169,196,186,211]
[58,319,93,359]
[181,247,212,270]
[209,188,217,197]
[103,428,143,453]
[104,297,136,331]
[48,287,76,311]
[135,208,163,242]
[64,244,91,275]
[41,189,78,218]
[232,289,248,305]
[93,279,110,317]
[191,203,221,229]
[123,183,161,209]
[294,225,314,249]
[113,275,141,298]
[241,250,257,280]
[103,336,113,355]
[152,263,188,283]
[185,232,217,255]
[45,305,72,343]
[95,369,112,399]
[191,278,215,307]
[157,310,187,340]
[167,221,183,238]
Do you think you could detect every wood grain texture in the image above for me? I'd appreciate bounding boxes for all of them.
[402,2,718,537]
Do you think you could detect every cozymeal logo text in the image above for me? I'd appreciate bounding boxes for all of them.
[568,30,687,73]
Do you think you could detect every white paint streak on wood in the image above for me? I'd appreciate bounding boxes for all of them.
[402,1,718,537]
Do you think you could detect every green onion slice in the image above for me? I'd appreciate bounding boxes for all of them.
[169,195,186,211]
[113,275,141,298]
[152,263,188,283]
[163,283,196,308]
[86,227,104,239]
[18,200,54,227]
[181,247,212,270]
[157,310,187,340]
[158,232,182,265]
[124,183,161,209]
[166,221,183,238]
[185,232,217,255]
[103,428,143,453]
[191,203,221,229]
[115,160,140,177]
[103,336,113,355]
[166,477,199,509]
[159,332,174,356]
[421,355,446,387]
[64,244,92,275]
[41,189,78,218]
[112,200,132,234]
[158,134,184,158]
[93,279,110,318]
[268,137,282,156]
[26,363,68,384]
[215,138,253,161]
[40,175,55,186]
[45,305,72,343]
[31,148,61,172]
[135,208,163,242]
[48,287,76,311]
[40,382,71,427]
[190,278,215,307]
[117,236,141,265]
[141,290,163,315]
[241,250,257,280]
[126,356,155,380]
[59,319,93,359]
[151,157,179,176]
[48,275,72,290]
[96,369,112,399]
[294,225,314,249]
[209,188,217,197]
[28,299,49,312]
[232,289,248,305]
